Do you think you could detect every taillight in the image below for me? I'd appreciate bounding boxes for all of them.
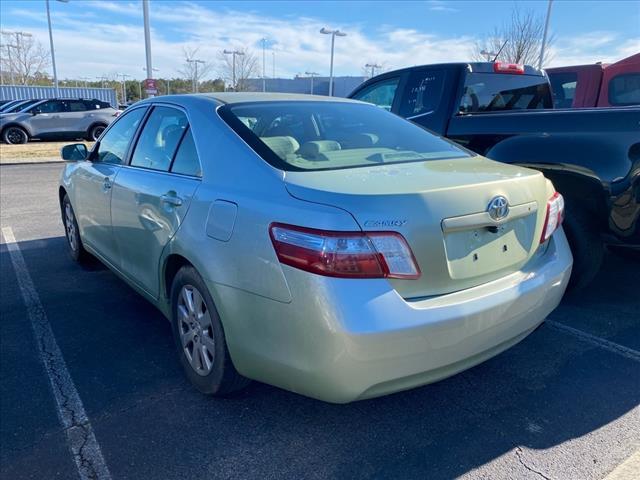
[493,62,525,74]
[269,223,420,279]
[540,192,565,243]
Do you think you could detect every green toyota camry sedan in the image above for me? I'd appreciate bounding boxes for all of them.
[59,93,572,403]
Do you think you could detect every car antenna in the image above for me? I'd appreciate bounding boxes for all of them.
[492,40,508,62]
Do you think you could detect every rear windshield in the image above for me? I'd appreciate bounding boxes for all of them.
[459,73,553,113]
[219,101,471,171]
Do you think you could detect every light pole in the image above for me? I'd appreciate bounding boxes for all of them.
[187,58,204,92]
[46,0,68,97]
[539,0,553,69]
[320,27,347,97]
[261,38,267,92]
[223,49,245,91]
[272,51,276,78]
[142,0,154,95]
[1,30,32,85]
[117,73,130,105]
[365,63,381,78]
[304,72,319,95]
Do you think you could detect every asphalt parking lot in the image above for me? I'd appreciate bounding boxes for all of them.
[1,163,639,480]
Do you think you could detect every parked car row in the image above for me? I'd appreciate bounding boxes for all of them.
[0,97,119,144]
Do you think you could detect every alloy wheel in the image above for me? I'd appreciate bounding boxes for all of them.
[5,127,26,144]
[177,285,215,376]
[64,202,78,252]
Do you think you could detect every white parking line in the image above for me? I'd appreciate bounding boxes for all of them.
[547,320,640,363]
[1,227,112,480]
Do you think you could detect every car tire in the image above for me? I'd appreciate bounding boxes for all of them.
[87,124,106,142]
[62,194,89,263]
[563,206,604,291]
[2,126,29,144]
[170,266,250,396]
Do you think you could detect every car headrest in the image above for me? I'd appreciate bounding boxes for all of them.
[298,140,341,159]
[339,133,379,149]
[260,136,300,159]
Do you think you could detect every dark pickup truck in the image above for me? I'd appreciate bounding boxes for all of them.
[349,62,640,289]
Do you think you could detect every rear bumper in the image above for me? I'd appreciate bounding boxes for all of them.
[213,228,573,403]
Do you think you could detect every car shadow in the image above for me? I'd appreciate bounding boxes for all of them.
[2,236,639,479]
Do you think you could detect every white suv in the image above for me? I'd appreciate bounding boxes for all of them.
[0,98,119,144]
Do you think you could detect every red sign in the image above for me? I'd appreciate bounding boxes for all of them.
[144,78,158,95]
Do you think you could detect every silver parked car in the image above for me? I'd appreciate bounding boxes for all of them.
[59,93,572,403]
[1,98,118,144]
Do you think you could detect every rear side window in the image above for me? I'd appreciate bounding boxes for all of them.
[33,100,65,113]
[609,73,640,106]
[398,69,445,118]
[84,100,111,110]
[351,78,399,111]
[459,73,553,113]
[548,72,578,108]
[66,100,87,112]
[171,129,201,177]
[96,107,146,165]
[130,106,187,172]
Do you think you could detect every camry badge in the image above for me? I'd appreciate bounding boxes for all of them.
[487,196,509,221]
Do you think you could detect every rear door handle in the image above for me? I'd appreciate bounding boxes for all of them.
[103,177,112,191]
[161,193,183,207]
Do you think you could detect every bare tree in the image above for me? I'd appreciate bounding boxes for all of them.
[0,34,50,85]
[218,47,260,91]
[177,47,213,92]
[473,7,554,67]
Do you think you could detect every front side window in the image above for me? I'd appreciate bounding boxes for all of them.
[459,73,553,113]
[352,78,399,111]
[96,107,146,165]
[398,69,445,118]
[609,73,640,106]
[32,100,65,114]
[130,106,188,172]
[220,101,470,171]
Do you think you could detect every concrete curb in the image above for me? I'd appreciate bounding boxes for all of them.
[0,159,63,166]
[604,450,640,480]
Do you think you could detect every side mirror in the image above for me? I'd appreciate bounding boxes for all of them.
[61,143,88,161]
[31,108,40,116]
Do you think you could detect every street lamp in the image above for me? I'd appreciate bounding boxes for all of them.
[223,49,245,91]
[142,0,154,90]
[365,63,381,78]
[480,49,498,62]
[117,73,131,105]
[261,38,267,92]
[1,30,32,85]
[46,0,68,97]
[539,0,554,69]
[320,27,346,97]
[186,58,204,93]
[304,72,319,95]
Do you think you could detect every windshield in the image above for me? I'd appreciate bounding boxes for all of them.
[459,73,553,113]
[220,101,471,171]
[6,99,40,113]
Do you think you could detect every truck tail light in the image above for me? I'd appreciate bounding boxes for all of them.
[493,62,525,74]
[540,192,565,243]
[269,223,421,279]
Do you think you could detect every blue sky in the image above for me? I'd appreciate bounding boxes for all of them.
[1,0,638,81]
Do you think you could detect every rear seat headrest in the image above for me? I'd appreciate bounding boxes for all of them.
[340,133,379,149]
[260,136,300,159]
[298,140,341,159]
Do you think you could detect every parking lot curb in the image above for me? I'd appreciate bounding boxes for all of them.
[0,159,64,166]
[604,450,640,480]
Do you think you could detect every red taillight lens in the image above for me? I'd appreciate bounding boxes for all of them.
[540,192,565,243]
[493,62,525,74]
[269,223,420,279]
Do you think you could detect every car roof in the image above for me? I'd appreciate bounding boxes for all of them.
[141,92,364,107]
[368,62,545,78]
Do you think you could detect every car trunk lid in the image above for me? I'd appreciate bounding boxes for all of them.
[284,157,549,298]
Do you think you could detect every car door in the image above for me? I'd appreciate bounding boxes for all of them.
[27,100,66,136]
[72,106,148,266]
[110,105,201,298]
[63,100,91,135]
